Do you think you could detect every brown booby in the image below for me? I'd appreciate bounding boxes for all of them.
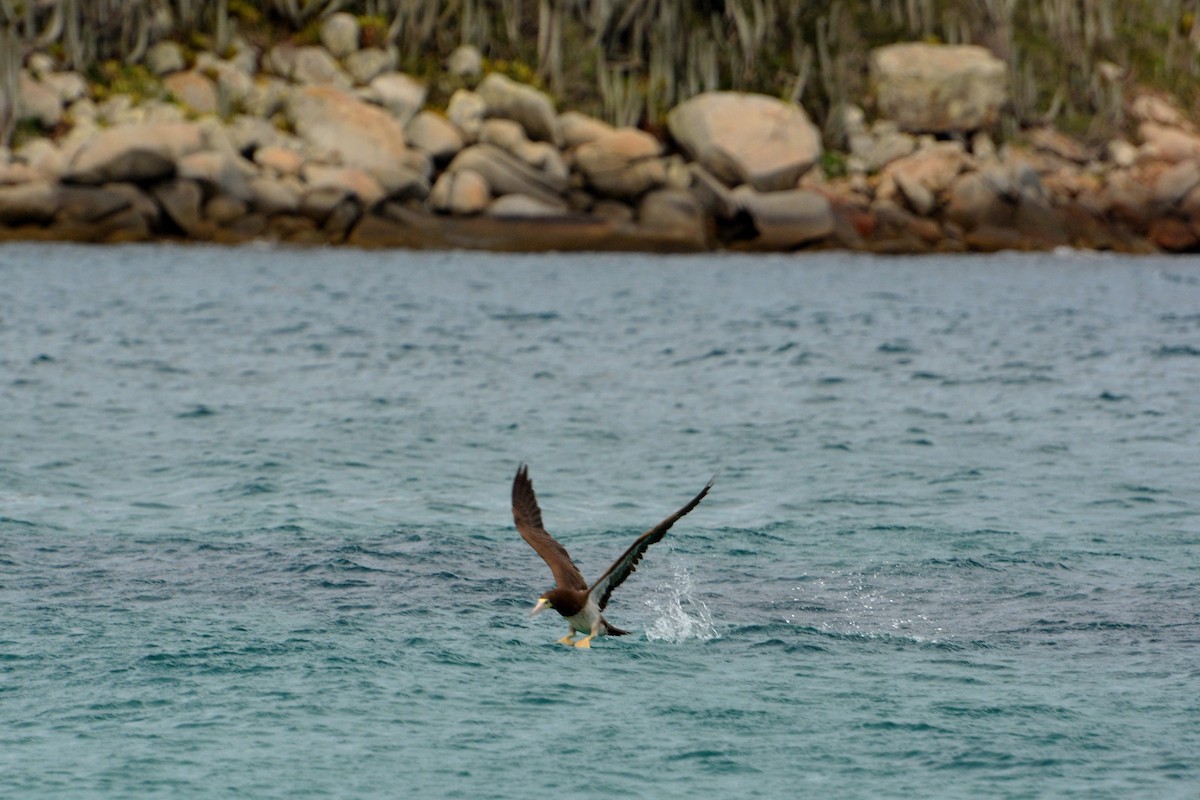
[512,464,715,647]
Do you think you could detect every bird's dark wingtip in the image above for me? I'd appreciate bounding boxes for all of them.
[706,468,722,489]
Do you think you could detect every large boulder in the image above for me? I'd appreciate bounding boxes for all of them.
[285,86,410,174]
[666,92,822,192]
[476,73,559,144]
[871,43,1007,133]
[65,121,205,184]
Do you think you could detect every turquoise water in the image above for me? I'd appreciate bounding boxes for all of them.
[1,244,1198,798]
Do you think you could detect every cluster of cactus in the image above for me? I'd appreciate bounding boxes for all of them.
[3,0,1200,147]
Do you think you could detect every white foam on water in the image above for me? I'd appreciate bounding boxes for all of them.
[643,558,719,643]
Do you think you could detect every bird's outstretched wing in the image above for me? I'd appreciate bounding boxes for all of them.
[589,472,717,611]
[512,465,587,591]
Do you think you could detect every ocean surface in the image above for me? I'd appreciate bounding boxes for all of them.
[1,243,1198,798]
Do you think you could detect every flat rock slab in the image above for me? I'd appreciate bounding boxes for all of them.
[871,43,1006,133]
[667,92,822,192]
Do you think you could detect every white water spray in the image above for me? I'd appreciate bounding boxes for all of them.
[643,558,719,642]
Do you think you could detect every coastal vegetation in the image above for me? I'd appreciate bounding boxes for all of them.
[3,0,1200,147]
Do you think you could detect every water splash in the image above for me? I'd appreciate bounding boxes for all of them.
[643,560,719,643]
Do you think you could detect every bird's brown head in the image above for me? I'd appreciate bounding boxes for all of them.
[531,587,584,618]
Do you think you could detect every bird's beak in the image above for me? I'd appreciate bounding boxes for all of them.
[530,598,551,617]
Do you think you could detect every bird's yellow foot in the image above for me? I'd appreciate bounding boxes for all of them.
[557,634,577,646]
[573,635,594,649]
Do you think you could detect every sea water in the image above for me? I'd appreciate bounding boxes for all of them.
[1,244,1198,798]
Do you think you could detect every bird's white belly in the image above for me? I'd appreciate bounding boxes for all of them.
[566,600,601,634]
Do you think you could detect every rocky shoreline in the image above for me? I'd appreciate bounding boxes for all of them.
[3,17,1200,254]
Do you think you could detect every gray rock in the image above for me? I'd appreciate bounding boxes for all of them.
[177,151,255,201]
[479,119,568,180]
[243,77,292,119]
[1153,159,1200,207]
[447,90,486,141]
[320,13,360,58]
[667,92,822,192]
[476,73,559,144]
[732,186,835,248]
[41,71,87,104]
[225,115,290,156]
[249,175,304,215]
[14,138,66,179]
[204,59,256,116]
[447,45,483,79]
[870,43,1007,133]
[853,122,917,172]
[894,171,935,216]
[687,163,739,219]
[302,164,387,208]
[300,185,351,224]
[637,189,706,247]
[592,199,634,223]
[18,72,62,128]
[105,182,160,226]
[0,160,47,184]
[345,48,398,85]
[56,185,132,222]
[146,41,187,76]
[253,145,304,177]
[559,111,615,149]
[574,128,666,199]
[446,144,567,206]
[65,121,205,184]
[429,169,490,215]
[0,181,60,224]
[373,165,431,201]
[163,71,219,115]
[406,111,465,164]
[365,73,427,123]
[153,178,205,235]
[204,194,249,225]
[944,171,1012,230]
[267,45,352,89]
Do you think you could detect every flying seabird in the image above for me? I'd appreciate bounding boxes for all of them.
[512,464,715,647]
